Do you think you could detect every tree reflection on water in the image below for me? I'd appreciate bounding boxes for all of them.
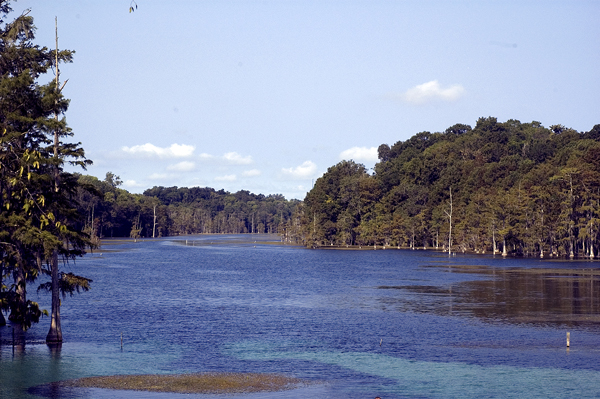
[379,266,600,330]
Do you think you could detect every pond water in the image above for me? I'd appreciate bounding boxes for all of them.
[1,234,600,398]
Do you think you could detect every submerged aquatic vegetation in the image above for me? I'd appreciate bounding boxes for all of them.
[60,373,305,394]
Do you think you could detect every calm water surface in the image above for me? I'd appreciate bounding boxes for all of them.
[1,234,600,398]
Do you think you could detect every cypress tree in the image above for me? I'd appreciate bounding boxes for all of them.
[0,1,93,339]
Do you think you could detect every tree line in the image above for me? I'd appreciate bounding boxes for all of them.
[297,118,600,259]
[76,175,300,240]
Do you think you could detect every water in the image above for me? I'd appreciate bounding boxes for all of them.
[1,235,600,398]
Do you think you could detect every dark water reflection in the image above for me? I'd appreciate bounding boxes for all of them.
[2,235,600,399]
[382,265,600,329]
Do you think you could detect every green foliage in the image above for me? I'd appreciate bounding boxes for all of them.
[38,271,92,298]
[304,160,372,246]
[302,118,600,258]
[71,173,299,239]
[0,2,92,331]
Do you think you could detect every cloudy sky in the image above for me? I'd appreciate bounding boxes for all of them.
[14,0,600,199]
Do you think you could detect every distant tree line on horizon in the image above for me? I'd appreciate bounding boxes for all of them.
[75,173,301,241]
[292,118,600,259]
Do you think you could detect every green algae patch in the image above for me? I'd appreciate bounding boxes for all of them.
[61,373,305,394]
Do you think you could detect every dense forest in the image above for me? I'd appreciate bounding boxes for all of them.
[75,173,300,240]
[297,118,600,259]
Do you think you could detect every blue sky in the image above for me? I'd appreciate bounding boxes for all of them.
[14,0,600,199]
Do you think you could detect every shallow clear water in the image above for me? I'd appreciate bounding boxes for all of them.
[1,235,600,398]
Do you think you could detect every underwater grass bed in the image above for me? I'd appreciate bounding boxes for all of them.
[59,373,305,394]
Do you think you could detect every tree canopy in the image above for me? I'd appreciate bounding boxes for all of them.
[298,118,600,258]
[73,174,300,240]
[0,1,92,337]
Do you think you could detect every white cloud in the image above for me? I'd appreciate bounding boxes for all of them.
[199,153,215,160]
[197,151,253,165]
[339,146,378,162]
[242,169,261,177]
[281,161,317,179]
[167,161,196,172]
[398,80,465,105]
[223,152,253,165]
[121,143,195,158]
[215,174,237,182]
[122,179,144,188]
[148,173,172,180]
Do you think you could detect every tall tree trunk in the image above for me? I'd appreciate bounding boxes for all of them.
[46,251,62,343]
[444,187,453,255]
[47,17,63,344]
[9,265,26,323]
[0,261,5,326]
[153,205,157,238]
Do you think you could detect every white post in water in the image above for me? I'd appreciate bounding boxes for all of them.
[567,332,570,347]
